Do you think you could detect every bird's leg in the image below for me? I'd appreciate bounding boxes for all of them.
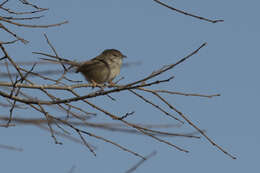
[108,80,116,87]
[90,80,98,88]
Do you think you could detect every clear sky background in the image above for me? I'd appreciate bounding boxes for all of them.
[0,0,259,172]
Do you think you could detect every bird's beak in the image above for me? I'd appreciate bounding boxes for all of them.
[122,54,127,58]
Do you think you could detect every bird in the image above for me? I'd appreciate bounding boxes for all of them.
[76,49,126,85]
[42,49,127,85]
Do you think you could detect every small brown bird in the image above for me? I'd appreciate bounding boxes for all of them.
[76,49,126,85]
[43,49,126,85]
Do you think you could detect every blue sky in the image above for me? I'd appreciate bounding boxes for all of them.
[0,0,259,172]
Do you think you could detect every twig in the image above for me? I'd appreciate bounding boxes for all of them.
[0,77,173,105]
[125,151,157,173]
[0,23,28,43]
[80,98,189,153]
[138,88,220,98]
[153,0,224,23]
[0,16,68,28]
[2,15,44,21]
[123,43,206,87]
[76,129,96,156]
[18,0,47,10]
[54,116,146,159]
[151,92,237,159]
[130,89,184,123]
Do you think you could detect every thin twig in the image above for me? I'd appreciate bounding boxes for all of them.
[138,88,220,98]
[125,151,157,173]
[130,89,184,123]
[151,92,236,159]
[153,0,224,23]
[0,16,68,28]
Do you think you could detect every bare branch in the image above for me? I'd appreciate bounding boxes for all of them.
[151,92,237,159]
[0,0,236,161]
[138,88,220,98]
[125,151,157,173]
[129,89,184,123]
[153,0,224,23]
[0,16,68,28]
[54,116,146,159]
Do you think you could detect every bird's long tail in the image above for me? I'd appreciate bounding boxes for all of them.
[40,58,81,67]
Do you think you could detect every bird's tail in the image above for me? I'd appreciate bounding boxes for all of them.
[40,58,81,67]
